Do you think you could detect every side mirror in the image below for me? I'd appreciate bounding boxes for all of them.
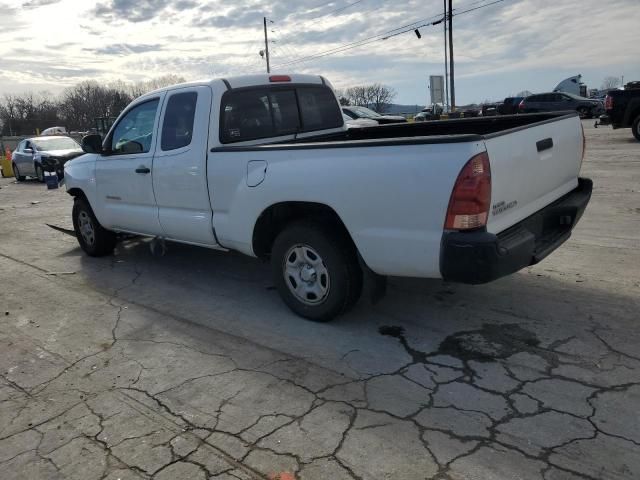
[24,148,33,154]
[81,134,103,154]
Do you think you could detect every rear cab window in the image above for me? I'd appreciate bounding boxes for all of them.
[220,85,342,144]
[161,92,198,151]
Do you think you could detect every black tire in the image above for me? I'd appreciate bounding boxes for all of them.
[632,115,640,141]
[577,107,589,119]
[35,163,44,183]
[271,220,363,322]
[12,164,25,181]
[72,197,117,257]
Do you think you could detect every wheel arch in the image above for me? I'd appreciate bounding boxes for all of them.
[623,99,640,126]
[67,187,89,202]
[252,201,357,260]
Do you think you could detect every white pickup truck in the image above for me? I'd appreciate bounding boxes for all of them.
[65,74,592,321]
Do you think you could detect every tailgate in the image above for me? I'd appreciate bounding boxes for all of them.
[484,114,584,234]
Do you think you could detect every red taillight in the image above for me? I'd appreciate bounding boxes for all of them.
[518,100,525,111]
[604,94,613,110]
[269,75,291,82]
[445,152,492,230]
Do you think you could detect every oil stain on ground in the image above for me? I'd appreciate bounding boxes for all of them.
[379,323,541,363]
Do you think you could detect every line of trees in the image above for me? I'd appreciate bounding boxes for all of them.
[0,75,185,136]
[335,83,397,113]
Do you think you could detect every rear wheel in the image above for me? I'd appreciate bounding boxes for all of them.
[72,197,117,257]
[35,163,44,183]
[12,164,25,181]
[632,115,640,141]
[271,221,363,322]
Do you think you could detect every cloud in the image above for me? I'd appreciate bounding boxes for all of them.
[1,0,639,105]
[89,43,164,55]
[22,0,60,7]
[93,0,200,23]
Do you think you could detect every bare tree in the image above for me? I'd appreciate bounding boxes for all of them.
[601,76,621,90]
[344,84,396,112]
[333,88,350,106]
[0,75,189,135]
[367,84,396,113]
[344,86,367,107]
[0,92,64,136]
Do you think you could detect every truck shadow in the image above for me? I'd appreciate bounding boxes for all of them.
[77,236,640,378]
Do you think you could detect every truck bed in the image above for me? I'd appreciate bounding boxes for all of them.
[211,112,576,151]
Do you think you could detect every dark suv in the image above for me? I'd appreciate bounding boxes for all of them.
[603,84,640,141]
[497,97,524,115]
[519,92,603,118]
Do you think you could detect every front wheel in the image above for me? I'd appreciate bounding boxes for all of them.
[271,221,363,322]
[577,107,589,119]
[632,115,640,141]
[35,163,44,183]
[72,197,117,257]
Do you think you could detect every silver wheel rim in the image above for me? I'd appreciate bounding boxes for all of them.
[36,166,44,182]
[283,244,330,305]
[78,211,95,246]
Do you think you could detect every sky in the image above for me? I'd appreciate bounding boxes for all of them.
[0,0,638,106]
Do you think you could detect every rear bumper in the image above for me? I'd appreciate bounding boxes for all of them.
[440,178,593,284]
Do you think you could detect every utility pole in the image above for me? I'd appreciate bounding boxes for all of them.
[443,0,449,112]
[263,17,271,74]
[448,0,455,111]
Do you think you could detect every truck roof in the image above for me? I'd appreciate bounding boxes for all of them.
[142,74,327,98]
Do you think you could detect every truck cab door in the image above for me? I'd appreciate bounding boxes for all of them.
[95,95,164,235]
[152,86,218,246]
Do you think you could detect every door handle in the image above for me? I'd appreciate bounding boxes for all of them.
[536,138,553,152]
[135,166,151,174]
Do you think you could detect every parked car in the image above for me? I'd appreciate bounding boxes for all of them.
[342,113,378,128]
[481,103,501,116]
[414,105,444,122]
[12,136,83,182]
[497,97,524,115]
[519,92,603,118]
[603,83,640,140]
[414,111,433,122]
[40,126,68,136]
[65,73,591,322]
[342,106,407,124]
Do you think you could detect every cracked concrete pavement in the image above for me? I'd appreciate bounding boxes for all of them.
[0,121,639,479]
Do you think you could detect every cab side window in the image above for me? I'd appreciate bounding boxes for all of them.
[161,92,197,151]
[110,99,159,155]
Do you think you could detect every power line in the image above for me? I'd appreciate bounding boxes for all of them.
[271,0,506,69]
[272,13,448,68]
[271,14,444,69]
[268,0,378,62]
[272,0,369,25]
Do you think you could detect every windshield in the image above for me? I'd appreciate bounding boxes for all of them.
[350,106,381,119]
[32,137,80,151]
